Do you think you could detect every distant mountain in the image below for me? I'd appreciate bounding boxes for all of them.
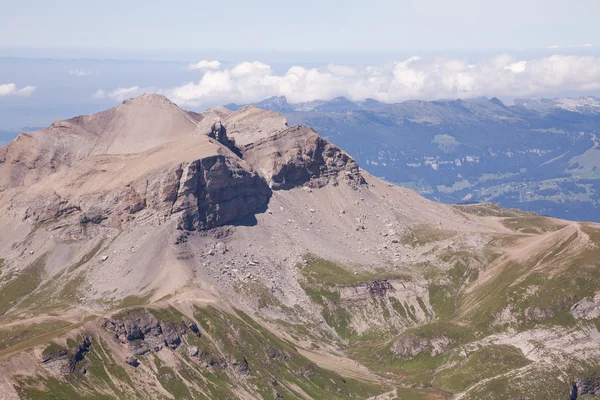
[225,96,294,113]
[227,95,600,221]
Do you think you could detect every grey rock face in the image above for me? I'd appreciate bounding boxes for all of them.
[125,357,140,367]
[101,309,189,354]
[240,125,366,190]
[171,155,271,230]
[390,333,429,360]
[188,346,199,357]
[571,373,600,399]
[570,295,600,320]
[390,333,450,360]
[22,153,271,232]
[524,306,555,322]
[208,122,240,156]
[40,336,92,376]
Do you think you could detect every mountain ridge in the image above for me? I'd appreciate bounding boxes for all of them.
[226,95,600,222]
[1,94,600,399]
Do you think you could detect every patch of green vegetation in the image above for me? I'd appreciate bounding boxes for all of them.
[458,225,600,332]
[459,361,582,400]
[433,344,530,393]
[298,254,421,340]
[234,282,287,310]
[17,270,87,313]
[300,254,372,285]
[453,202,535,218]
[194,305,386,399]
[154,357,193,399]
[41,341,67,360]
[117,292,154,308]
[501,216,567,234]
[400,225,456,248]
[15,375,116,400]
[351,321,474,380]
[429,261,479,320]
[0,320,70,352]
[0,254,46,315]
[16,241,109,313]
[147,306,186,324]
[322,306,352,338]
[395,387,430,400]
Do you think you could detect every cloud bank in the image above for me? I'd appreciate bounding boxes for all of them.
[187,60,221,70]
[165,55,600,107]
[93,55,600,107]
[69,68,92,77]
[93,86,157,102]
[0,83,36,97]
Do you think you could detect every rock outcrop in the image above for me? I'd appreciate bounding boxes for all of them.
[208,122,242,157]
[7,95,367,235]
[41,337,92,376]
[101,309,197,355]
[391,333,451,360]
[240,125,366,190]
[570,295,600,320]
[571,373,600,399]
[20,153,271,232]
[171,155,270,230]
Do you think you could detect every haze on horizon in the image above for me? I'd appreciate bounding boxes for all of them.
[1,0,600,131]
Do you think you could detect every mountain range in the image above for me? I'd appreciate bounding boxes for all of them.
[226,95,600,222]
[0,95,600,399]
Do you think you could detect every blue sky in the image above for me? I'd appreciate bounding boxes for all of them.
[1,0,600,133]
[1,0,598,52]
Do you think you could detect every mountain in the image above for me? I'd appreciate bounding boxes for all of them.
[228,96,600,222]
[1,95,600,399]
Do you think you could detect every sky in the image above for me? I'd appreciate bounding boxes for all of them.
[1,0,600,132]
[1,0,598,52]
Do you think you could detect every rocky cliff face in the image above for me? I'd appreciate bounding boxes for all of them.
[19,154,270,233]
[571,374,600,399]
[12,101,363,234]
[240,125,366,190]
[101,309,197,356]
[171,155,270,230]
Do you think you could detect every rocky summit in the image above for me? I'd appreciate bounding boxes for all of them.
[1,94,600,399]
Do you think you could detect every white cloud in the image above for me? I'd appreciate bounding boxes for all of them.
[0,83,36,97]
[69,69,92,77]
[505,61,527,73]
[92,86,152,102]
[92,89,106,99]
[166,55,600,107]
[187,60,221,70]
[548,44,594,49]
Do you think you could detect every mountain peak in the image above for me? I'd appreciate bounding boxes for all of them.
[0,94,203,189]
[122,92,171,104]
[489,97,505,106]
